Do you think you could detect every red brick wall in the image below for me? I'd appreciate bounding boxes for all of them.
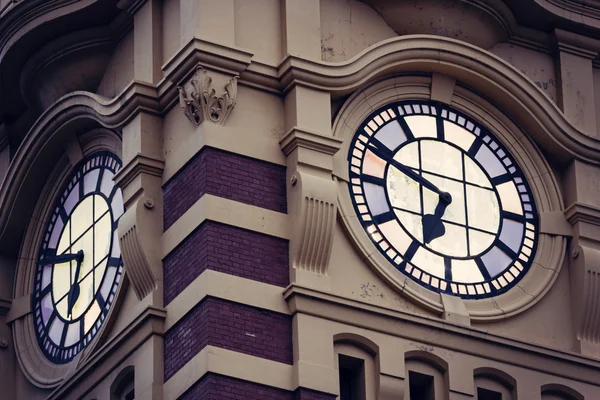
[163,221,289,306]
[164,298,293,381]
[179,374,336,400]
[163,147,287,230]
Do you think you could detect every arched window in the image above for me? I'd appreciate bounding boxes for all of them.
[541,384,584,400]
[474,368,516,400]
[334,334,379,400]
[110,366,135,400]
[405,351,448,400]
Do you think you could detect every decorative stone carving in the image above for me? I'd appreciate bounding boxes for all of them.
[114,154,165,302]
[178,66,238,126]
[280,128,342,287]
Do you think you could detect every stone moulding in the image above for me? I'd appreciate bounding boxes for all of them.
[178,66,239,126]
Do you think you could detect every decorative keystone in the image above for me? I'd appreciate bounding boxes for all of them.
[178,66,238,126]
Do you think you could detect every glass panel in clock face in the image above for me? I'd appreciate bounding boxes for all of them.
[348,101,539,298]
[32,151,124,364]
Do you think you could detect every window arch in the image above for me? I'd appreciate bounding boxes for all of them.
[541,383,584,400]
[474,367,516,400]
[110,366,135,400]
[405,351,448,400]
[333,333,380,400]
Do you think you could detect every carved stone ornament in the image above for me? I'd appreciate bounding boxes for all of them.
[178,66,238,126]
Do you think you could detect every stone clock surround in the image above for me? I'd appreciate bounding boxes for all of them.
[2,2,600,397]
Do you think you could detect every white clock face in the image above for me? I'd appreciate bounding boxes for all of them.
[348,101,539,298]
[32,152,124,364]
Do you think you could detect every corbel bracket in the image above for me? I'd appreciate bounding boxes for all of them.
[178,66,238,126]
[114,154,165,301]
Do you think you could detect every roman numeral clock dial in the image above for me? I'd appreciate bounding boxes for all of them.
[32,152,125,364]
[348,102,539,298]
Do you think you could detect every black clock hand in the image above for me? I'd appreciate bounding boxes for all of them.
[66,250,84,318]
[423,199,450,244]
[42,252,81,264]
[369,141,452,204]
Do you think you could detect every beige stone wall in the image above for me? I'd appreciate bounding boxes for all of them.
[3,0,600,399]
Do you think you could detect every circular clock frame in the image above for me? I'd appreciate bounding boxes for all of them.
[333,76,566,320]
[32,150,124,364]
[13,130,126,387]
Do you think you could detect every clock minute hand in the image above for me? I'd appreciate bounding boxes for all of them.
[43,252,81,264]
[67,250,84,318]
[369,142,452,204]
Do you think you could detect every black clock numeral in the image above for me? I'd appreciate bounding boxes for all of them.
[397,116,416,141]
[444,257,452,281]
[96,167,104,192]
[467,139,483,158]
[360,174,386,186]
[494,240,518,260]
[474,257,492,281]
[59,323,69,347]
[372,211,396,225]
[58,207,68,224]
[502,211,526,223]
[436,116,445,140]
[107,257,121,268]
[490,174,513,186]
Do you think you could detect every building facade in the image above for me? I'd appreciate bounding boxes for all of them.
[1,0,600,399]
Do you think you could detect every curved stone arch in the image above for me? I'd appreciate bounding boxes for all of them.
[333,73,567,319]
[110,365,135,400]
[6,91,138,388]
[473,366,517,391]
[282,34,600,164]
[333,332,380,356]
[541,383,585,400]
[404,350,449,372]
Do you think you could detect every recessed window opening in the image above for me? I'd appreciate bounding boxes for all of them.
[409,371,435,400]
[339,354,366,400]
[478,387,502,400]
[111,367,135,400]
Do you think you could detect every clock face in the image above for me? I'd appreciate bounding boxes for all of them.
[32,151,124,364]
[348,101,539,298]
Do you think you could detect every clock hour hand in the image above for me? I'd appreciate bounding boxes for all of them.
[369,141,452,204]
[423,199,450,244]
[66,250,84,318]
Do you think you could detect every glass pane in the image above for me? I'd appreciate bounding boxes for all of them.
[451,259,484,283]
[481,246,512,277]
[111,190,124,220]
[55,296,69,320]
[100,170,115,197]
[475,145,506,178]
[49,218,65,250]
[41,293,53,326]
[94,195,109,222]
[426,223,468,257]
[394,210,423,242]
[48,317,64,344]
[83,169,100,195]
[405,115,437,138]
[362,149,386,178]
[52,261,72,304]
[444,121,476,152]
[412,247,445,278]
[71,274,94,320]
[71,196,94,240]
[379,220,412,255]
[466,186,500,233]
[94,213,112,265]
[395,141,420,169]
[42,265,52,289]
[374,120,407,150]
[364,183,390,216]
[71,229,94,282]
[387,166,422,213]
[421,140,463,180]
[496,181,523,215]
[64,185,80,215]
[499,219,524,253]
[84,301,101,334]
[468,229,496,256]
[464,157,492,188]
[94,259,109,293]
[100,266,117,301]
[64,320,80,347]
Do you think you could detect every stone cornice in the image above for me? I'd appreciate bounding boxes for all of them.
[565,202,600,226]
[113,153,165,190]
[279,127,343,157]
[284,284,600,387]
[46,306,166,400]
[555,28,599,59]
